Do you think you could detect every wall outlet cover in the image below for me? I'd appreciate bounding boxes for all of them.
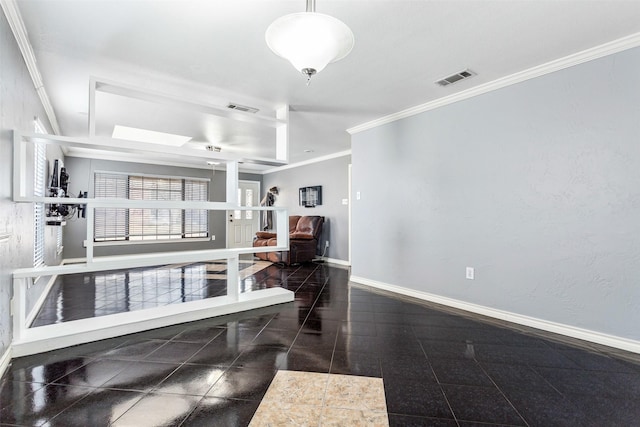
[466,267,474,280]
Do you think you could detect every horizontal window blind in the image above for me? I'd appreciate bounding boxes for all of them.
[33,141,46,266]
[94,173,128,241]
[94,172,208,242]
[184,179,208,238]
[129,176,182,240]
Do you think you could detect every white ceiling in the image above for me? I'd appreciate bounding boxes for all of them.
[16,0,640,171]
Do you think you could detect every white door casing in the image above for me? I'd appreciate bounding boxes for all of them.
[227,180,260,249]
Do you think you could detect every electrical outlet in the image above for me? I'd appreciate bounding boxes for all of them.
[325,241,330,248]
[211,235,215,241]
[466,267,474,280]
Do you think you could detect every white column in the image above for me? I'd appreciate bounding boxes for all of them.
[88,77,96,137]
[13,131,26,200]
[227,256,240,301]
[276,105,289,163]
[276,208,289,250]
[12,277,27,342]
[226,161,239,204]
[85,202,94,263]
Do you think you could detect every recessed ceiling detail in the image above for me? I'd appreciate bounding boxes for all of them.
[435,69,476,87]
[112,125,192,147]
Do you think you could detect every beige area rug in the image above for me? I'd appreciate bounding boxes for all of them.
[249,370,389,426]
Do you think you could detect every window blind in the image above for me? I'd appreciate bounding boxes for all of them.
[94,173,128,241]
[94,172,208,241]
[184,179,208,238]
[129,176,182,240]
[33,141,46,266]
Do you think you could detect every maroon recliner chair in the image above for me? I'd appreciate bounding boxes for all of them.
[253,215,324,265]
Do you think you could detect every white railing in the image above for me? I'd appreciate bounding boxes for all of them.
[11,131,294,357]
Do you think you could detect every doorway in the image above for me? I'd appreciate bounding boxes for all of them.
[227,180,260,248]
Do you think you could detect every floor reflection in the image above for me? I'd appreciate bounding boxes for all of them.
[31,260,272,327]
[2,262,640,426]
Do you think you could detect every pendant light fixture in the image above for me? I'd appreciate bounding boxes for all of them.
[265,0,354,83]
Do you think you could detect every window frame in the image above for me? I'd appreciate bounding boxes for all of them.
[93,171,209,243]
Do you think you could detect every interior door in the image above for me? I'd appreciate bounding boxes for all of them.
[227,180,260,248]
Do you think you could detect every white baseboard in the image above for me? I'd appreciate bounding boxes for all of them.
[321,257,350,267]
[350,275,640,354]
[0,346,11,379]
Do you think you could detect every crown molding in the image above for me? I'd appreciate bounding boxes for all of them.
[262,150,351,174]
[1,0,60,135]
[348,32,640,135]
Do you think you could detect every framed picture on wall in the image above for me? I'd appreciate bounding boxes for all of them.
[299,186,322,207]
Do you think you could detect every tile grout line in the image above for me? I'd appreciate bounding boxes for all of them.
[474,360,531,427]
[416,339,462,427]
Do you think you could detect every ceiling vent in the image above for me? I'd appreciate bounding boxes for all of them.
[227,103,259,114]
[435,69,475,87]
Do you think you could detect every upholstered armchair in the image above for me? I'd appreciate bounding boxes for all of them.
[253,215,324,265]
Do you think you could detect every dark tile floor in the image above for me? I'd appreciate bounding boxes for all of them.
[2,262,640,426]
[31,261,252,326]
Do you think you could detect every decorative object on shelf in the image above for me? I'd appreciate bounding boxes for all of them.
[299,185,322,207]
[265,0,354,84]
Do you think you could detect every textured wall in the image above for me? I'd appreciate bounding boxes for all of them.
[352,47,640,341]
[0,13,61,355]
[63,157,262,258]
[262,155,351,262]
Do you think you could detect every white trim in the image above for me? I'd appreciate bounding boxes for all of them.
[24,274,58,328]
[348,163,352,265]
[16,133,287,177]
[322,257,350,267]
[92,77,285,129]
[65,149,224,171]
[262,150,351,174]
[12,287,293,357]
[83,237,211,247]
[15,245,288,278]
[349,275,640,355]
[0,346,11,380]
[0,0,61,135]
[347,32,640,134]
[94,169,210,182]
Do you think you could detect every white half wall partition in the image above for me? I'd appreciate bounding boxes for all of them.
[11,132,293,357]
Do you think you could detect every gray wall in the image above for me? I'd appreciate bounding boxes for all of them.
[63,157,262,258]
[1,13,63,356]
[352,46,640,341]
[263,155,351,262]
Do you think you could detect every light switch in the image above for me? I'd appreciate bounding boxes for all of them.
[342,198,348,205]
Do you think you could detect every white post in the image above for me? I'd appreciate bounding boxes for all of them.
[276,208,289,250]
[85,202,94,263]
[225,162,240,300]
[12,277,27,342]
[276,105,289,163]
[88,77,96,137]
[13,131,26,200]
[227,256,240,301]
[226,161,239,204]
